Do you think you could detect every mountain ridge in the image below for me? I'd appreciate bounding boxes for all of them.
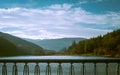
[0,32,45,56]
[25,37,86,51]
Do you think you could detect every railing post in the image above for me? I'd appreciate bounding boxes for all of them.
[82,63,85,75]
[57,63,63,75]
[23,63,29,75]
[46,63,51,75]
[12,63,18,75]
[69,63,75,75]
[117,63,119,75]
[94,63,97,75]
[2,63,7,75]
[34,63,40,75]
[106,63,108,75]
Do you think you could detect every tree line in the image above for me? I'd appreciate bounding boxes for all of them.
[59,29,120,57]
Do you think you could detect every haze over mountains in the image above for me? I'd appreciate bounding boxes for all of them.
[1,29,120,57]
[0,32,85,56]
[25,38,85,51]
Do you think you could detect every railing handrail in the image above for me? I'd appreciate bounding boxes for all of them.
[0,57,120,75]
[0,58,120,63]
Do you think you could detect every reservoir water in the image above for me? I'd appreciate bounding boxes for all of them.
[0,56,119,75]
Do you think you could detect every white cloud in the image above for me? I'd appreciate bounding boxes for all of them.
[79,1,88,5]
[78,0,104,4]
[0,4,120,39]
[95,0,105,2]
[49,3,72,10]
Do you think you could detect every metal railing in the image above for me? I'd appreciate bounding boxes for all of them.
[0,58,120,75]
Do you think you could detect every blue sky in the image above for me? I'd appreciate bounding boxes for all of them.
[0,0,120,39]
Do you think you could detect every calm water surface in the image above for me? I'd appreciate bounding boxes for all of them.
[0,56,119,75]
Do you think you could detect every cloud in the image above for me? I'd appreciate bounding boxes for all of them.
[49,4,72,10]
[0,4,120,39]
[95,0,106,2]
[79,1,88,5]
[78,0,102,4]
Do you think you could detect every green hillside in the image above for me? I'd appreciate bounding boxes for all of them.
[0,37,18,56]
[0,32,45,56]
[63,29,120,57]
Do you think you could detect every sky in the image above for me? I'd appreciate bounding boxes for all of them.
[0,0,120,39]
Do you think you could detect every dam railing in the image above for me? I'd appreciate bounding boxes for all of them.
[0,58,120,75]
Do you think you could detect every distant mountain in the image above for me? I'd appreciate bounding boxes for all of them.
[25,38,85,51]
[0,32,45,56]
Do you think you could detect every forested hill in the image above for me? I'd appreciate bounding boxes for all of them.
[0,32,45,56]
[0,37,17,56]
[62,29,120,57]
